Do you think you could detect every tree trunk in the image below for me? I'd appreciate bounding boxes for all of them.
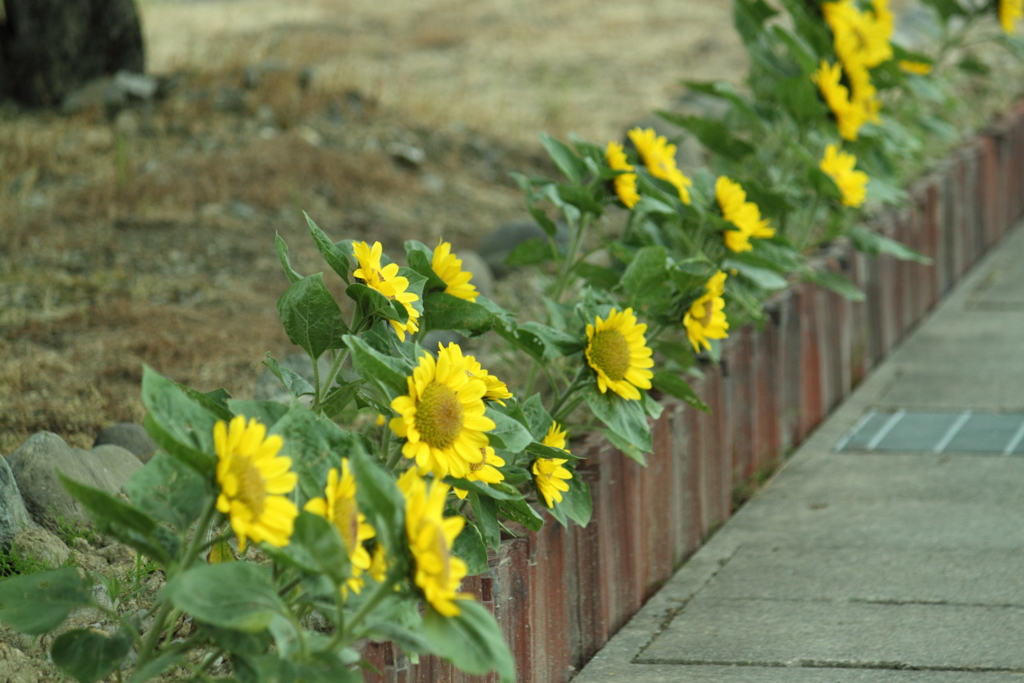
[0,0,145,107]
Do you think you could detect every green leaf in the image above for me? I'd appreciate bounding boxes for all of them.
[343,334,411,399]
[572,262,621,290]
[51,627,133,683]
[319,381,363,419]
[445,477,522,501]
[848,225,931,264]
[496,497,544,532]
[452,523,489,576]
[518,321,583,358]
[306,212,350,282]
[505,237,554,267]
[524,441,581,464]
[584,388,653,456]
[556,184,603,216]
[404,240,448,291]
[124,452,209,531]
[227,399,290,429]
[540,132,586,185]
[263,511,351,584]
[775,75,828,123]
[485,407,534,453]
[423,602,516,683]
[164,563,285,633]
[619,245,668,303]
[493,324,546,363]
[141,365,218,476]
[60,475,177,564]
[657,111,756,161]
[127,652,188,683]
[723,258,788,291]
[275,232,302,284]
[602,428,648,466]
[805,269,865,301]
[278,274,349,361]
[174,386,233,422]
[248,652,362,683]
[469,493,501,550]
[652,371,709,412]
[670,257,717,294]
[0,568,94,635]
[557,475,592,527]
[349,442,407,561]
[262,354,315,397]
[423,292,494,335]
[520,394,555,441]
[347,282,404,323]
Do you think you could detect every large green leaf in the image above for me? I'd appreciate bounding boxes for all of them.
[657,112,755,161]
[262,353,316,398]
[805,269,865,302]
[306,212,350,282]
[619,245,669,304]
[404,240,448,291]
[270,405,365,506]
[557,475,592,527]
[164,562,285,633]
[584,388,653,458]
[262,511,351,585]
[0,568,94,635]
[540,132,586,185]
[724,258,788,291]
[343,334,412,399]
[274,232,302,284]
[423,292,494,335]
[496,497,544,532]
[349,442,407,561]
[423,601,516,683]
[652,371,709,413]
[60,476,177,564]
[469,493,501,550]
[51,627,133,683]
[505,237,554,267]
[141,365,218,476]
[124,452,209,531]
[452,523,489,576]
[485,407,534,453]
[493,324,546,363]
[278,273,349,361]
[518,321,583,358]
[849,225,931,264]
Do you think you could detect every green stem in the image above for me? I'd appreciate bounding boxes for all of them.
[549,366,590,418]
[386,438,405,470]
[316,349,351,408]
[551,213,591,302]
[343,569,400,639]
[553,393,587,425]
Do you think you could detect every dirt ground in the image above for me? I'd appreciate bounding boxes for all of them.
[0,0,763,455]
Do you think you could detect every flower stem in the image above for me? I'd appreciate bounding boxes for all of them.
[550,366,590,419]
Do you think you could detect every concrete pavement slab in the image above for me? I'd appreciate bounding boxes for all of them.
[641,598,1024,670]
[576,665,1024,682]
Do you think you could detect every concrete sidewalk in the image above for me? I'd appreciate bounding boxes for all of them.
[575,222,1024,683]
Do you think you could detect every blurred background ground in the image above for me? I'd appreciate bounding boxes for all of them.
[0,0,954,456]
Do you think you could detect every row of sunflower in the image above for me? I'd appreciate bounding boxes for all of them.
[1,2,1021,682]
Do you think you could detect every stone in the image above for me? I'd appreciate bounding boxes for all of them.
[60,77,126,115]
[387,142,426,168]
[0,641,55,683]
[0,455,34,548]
[1,0,145,107]
[93,423,158,463]
[8,432,143,532]
[9,527,70,569]
[112,70,157,100]
[455,249,495,299]
[477,220,569,279]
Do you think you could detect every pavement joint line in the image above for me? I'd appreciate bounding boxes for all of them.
[865,409,905,451]
[633,659,1024,673]
[691,596,1024,608]
[1002,416,1024,454]
[833,409,876,451]
[932,410,972,453]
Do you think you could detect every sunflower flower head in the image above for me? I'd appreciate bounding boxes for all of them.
[627,128,692,204]
[716,176,775,253]
[352,241,421,341]
[304,459,377,594]
[389,344,496,479]
[684,270,730,353]
[402,470,472,617]
[585,307,654,401]
[898,60,932,75]
[432,240,479,302]
[454,446,506,500]
[215,416,299,551]
[1001,0,1023,33]
[440,342,513,406]
[820,144,869,208]
[605,141,640,209]
[812,60,867,141]
[824,0,892,70]
[533,423,573,508]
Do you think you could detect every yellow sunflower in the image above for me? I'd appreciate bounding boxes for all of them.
[898,60,932,75]
[605,141,640,209]
[454,446,506,500]
[352,241,421,341]
[823,0,892,70]
[368,542,388,582]
[812,60,866,141]
[683,270,730,353]
[390,344,495,479]
[432,240,479,302]
[214,416,299,551]
[585,307,654,401]
[716,176,776,253]
[627,128,692,204]
[401,470,471,617]
[1001,0,1023,33]
[820,144,869,208]
[304,459,377,594]
[435,342,513,405]
[533,423,573,508]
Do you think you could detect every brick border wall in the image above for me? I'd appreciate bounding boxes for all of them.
[361,103,1024,683]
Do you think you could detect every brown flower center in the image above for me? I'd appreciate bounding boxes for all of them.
[699,299,715,327]
[231,457,266,518]
[589,329,631,382]
[416,382,464,449]
[332,495,360,557]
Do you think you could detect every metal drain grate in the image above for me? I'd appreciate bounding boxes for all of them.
[836,410,1024,454]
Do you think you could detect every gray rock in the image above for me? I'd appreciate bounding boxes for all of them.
[455,249,495,298]
[8,432,143,532]
[112,70,157,100]
[213,86,248,114]
[477,220,569,279]
[0,455,34,548]
[60,77,127,115]
[387,142,426,169]
[9,527,70,569]
[93,423,158,463]
[253,353,331,403]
